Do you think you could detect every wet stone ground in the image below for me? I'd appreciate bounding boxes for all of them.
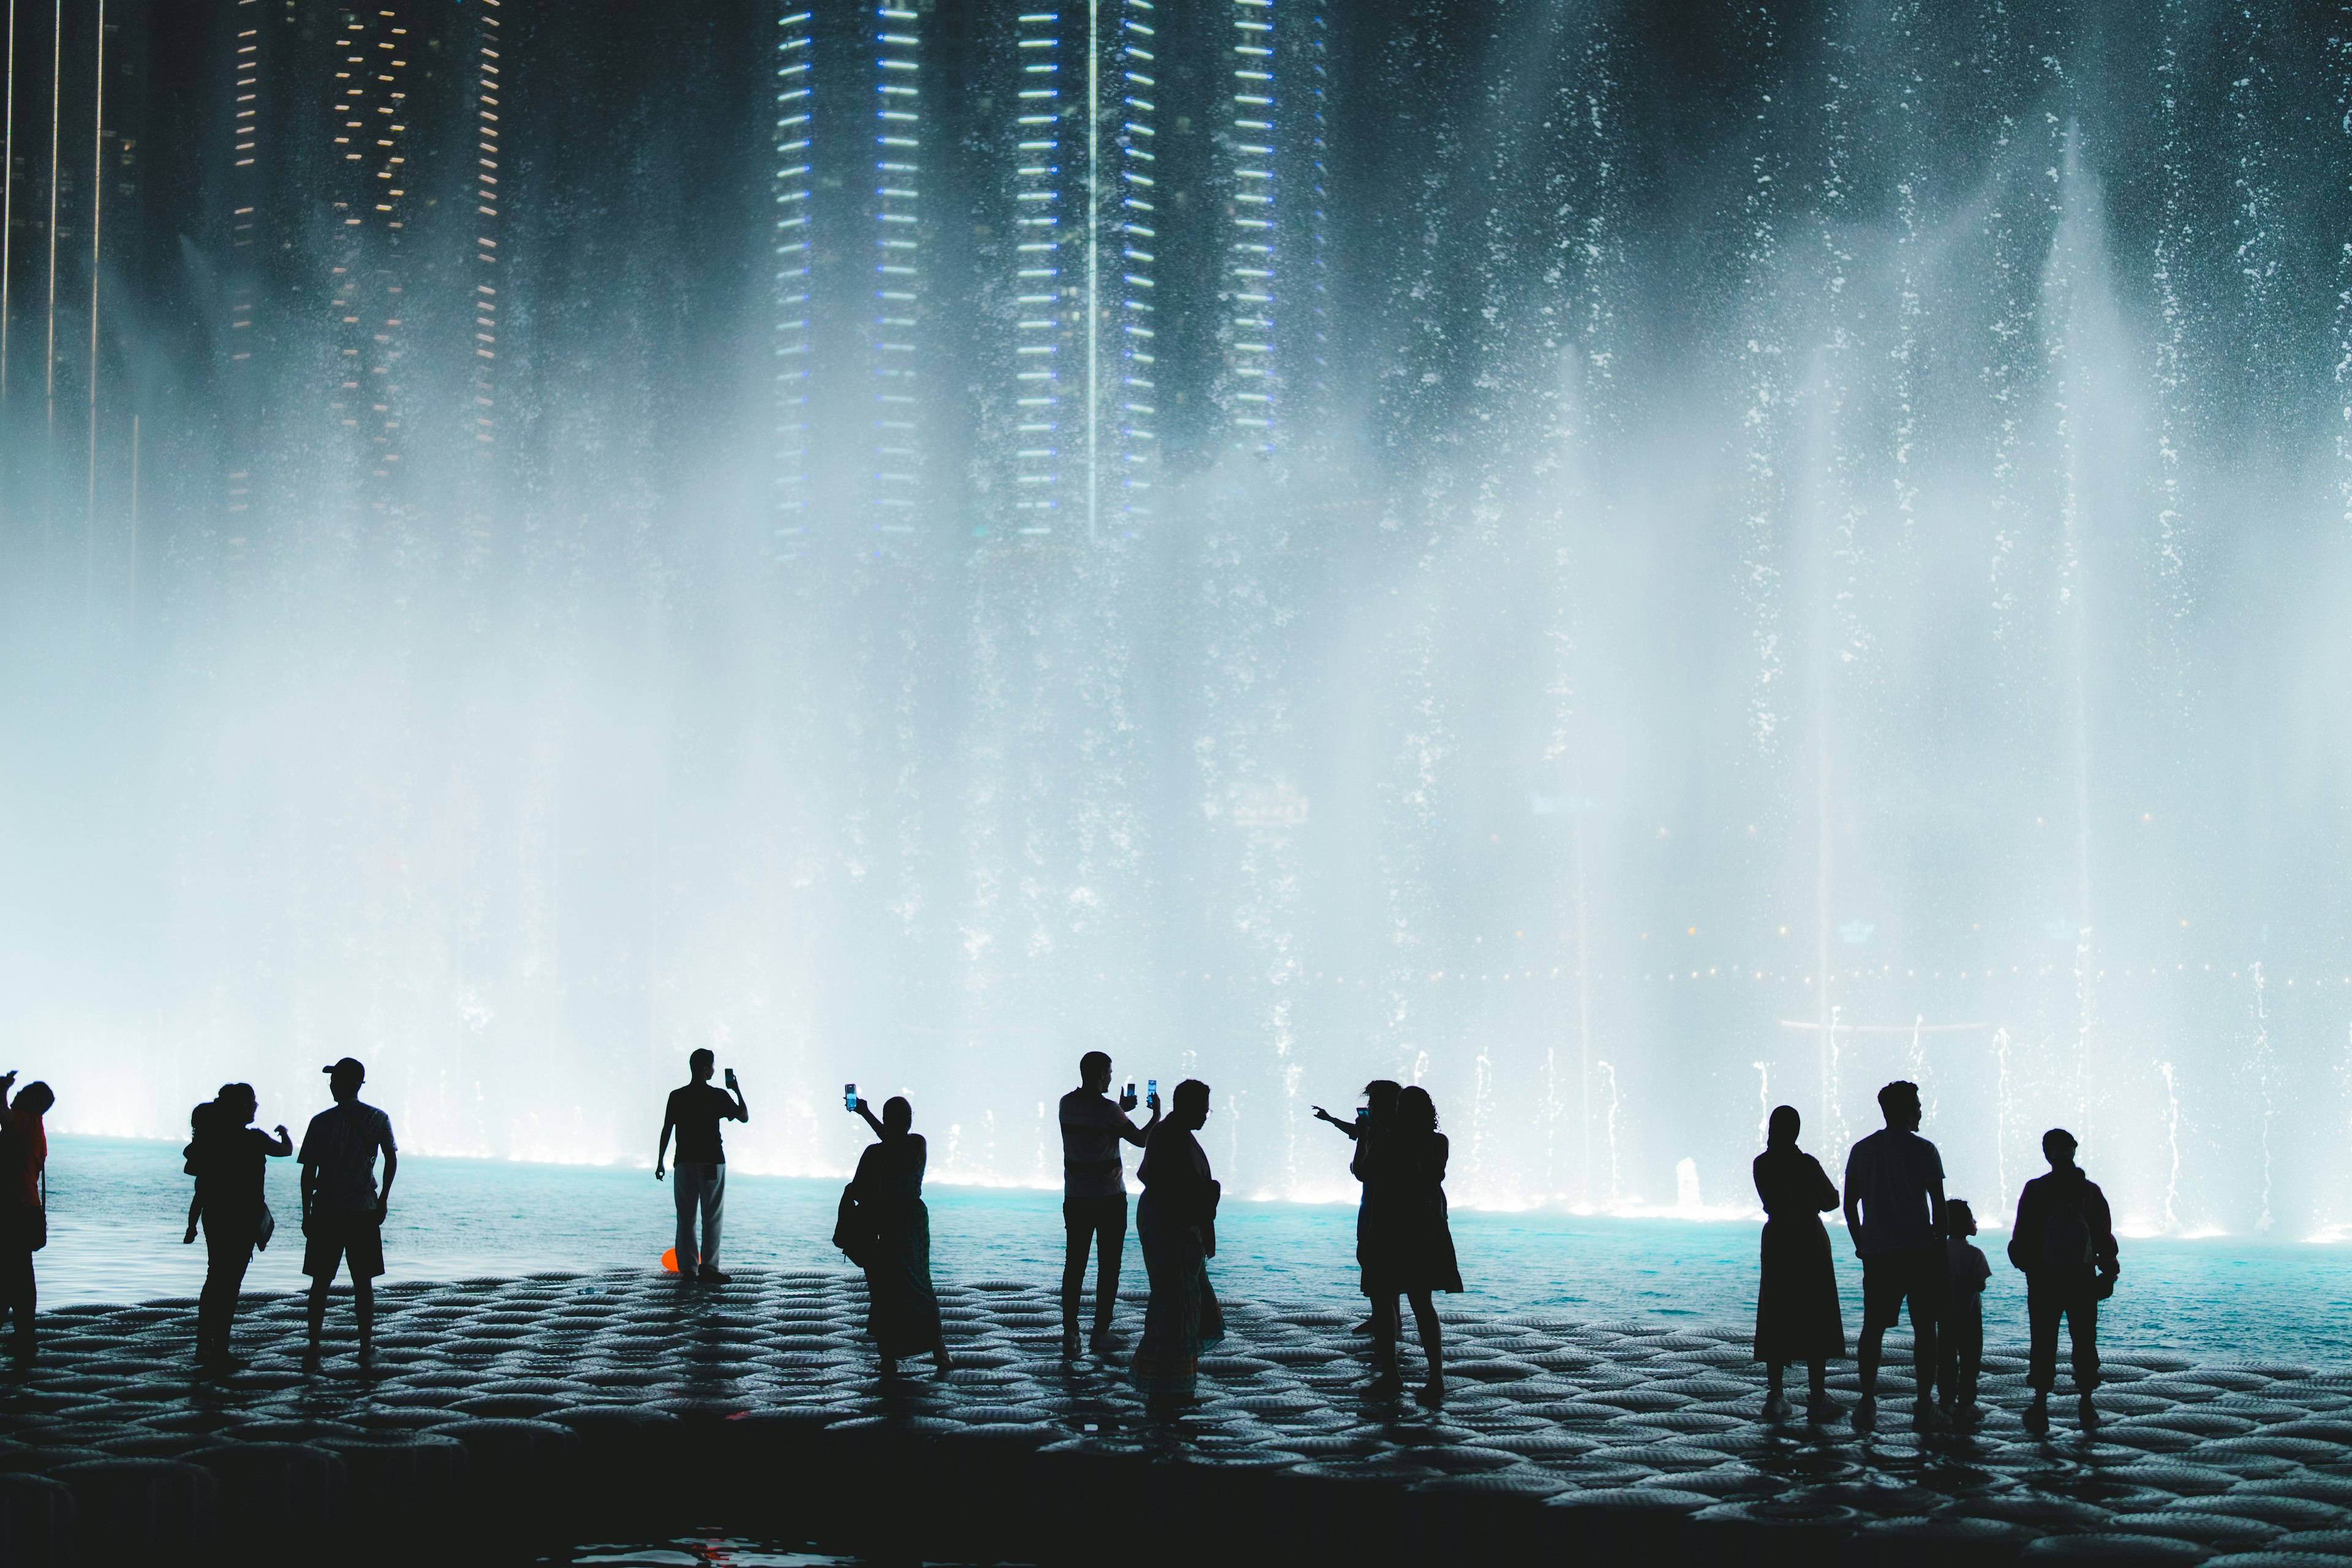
[4,1270,2351,1566]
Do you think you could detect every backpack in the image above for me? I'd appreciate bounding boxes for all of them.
[2040,1187,2093,1268]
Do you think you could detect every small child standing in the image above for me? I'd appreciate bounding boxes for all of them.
[1941,1197,1991,1420]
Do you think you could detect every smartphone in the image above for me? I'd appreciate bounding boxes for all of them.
[725,1068,738,1090]
[844,1082,857,1110]
[1147,1078,1158,1104]
[1356,1106,1368,1128]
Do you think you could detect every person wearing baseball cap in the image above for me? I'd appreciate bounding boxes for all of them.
[297,1057,398,1361]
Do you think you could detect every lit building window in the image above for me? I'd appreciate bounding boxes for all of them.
[774,6,814,551]
[1010,8,1062,535]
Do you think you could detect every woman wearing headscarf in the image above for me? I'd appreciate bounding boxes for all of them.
[840,1094,951,1379]
[1132,1079,1222,1415]
[1360,1085,1461,1406]
[1752,1104,1845,1418]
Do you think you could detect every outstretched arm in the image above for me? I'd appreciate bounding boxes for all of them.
[854,1098,886,1138]
[1311,1106,1363,1141]
[1118,1107,1158,1148]
[268,1125,294,1158]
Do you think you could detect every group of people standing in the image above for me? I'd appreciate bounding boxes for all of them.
[1755,1079,2120,1431]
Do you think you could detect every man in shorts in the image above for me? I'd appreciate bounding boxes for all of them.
[1842,1079,1946,1426]
[300,1057,398,1362]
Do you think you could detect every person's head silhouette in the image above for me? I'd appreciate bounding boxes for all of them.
[2042,1128,2078,1171]
[1363,1079,1402,1126]
[1079,1051,1112,1092]
[1942,1196,1977,1237]
[1877,1080,1921,1133]
[882,1096,913,1136]
[323,1058,364,1104]
[689,1048,715,1084]
[14,1082,55,1118]
[1398,1085,1438,1136]
[1170,1079,1210,1130]
[1766,1104,1801,1149]
[220,1084,257,1125]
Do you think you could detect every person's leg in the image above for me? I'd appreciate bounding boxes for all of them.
[1091,1201,1126,1340]
[1409,1289,1442,1404]
[1368,1293,1401,1389]
[2068,1285,2100,1398]
[1806,1359,1829,1403]
[2025,1277,2058,1393]
[1856,1257,1888,1399]
[1060,1200,1091,1340]
[2,1243,33,1366]
[1900,1260,1938,1410]
[1959,1316,1983,1409]
[700,1163,726,1273]
[672,1166,701,1280]
[354,1278,374,1354]
[1766,1360,1786,1396]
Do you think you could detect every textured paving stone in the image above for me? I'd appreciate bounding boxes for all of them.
[0,1270,2340,1562]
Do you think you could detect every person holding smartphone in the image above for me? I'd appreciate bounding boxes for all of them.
[657,1049,748,1284]
[1058,1052,1158,1357]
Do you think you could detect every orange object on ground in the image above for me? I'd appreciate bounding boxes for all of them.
[661,1247,679,1273]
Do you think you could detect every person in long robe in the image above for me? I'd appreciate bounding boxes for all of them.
[1752,1104,1845,1419]
[1359,1085,1462,1407]
[1132,1078,1221,1415]
[843,1095,951,1379]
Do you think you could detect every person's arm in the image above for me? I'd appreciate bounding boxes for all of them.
[1117,1107,1154,1148]
[1311,1106,1362,1140]
[1428,1133,1450,1185]
[185,1190,202,1244]
[727,1079,750,1122]
[1927,1173,1946,1239]
[853,1097,886,1138]
[377,1148,397,1221]
[268,1125,293,1157]
[2089,1185,2119,1273]
[300,1161,318,1229]
[1841,1155,1864,1256]
[2007,1183,2035,1273]
[656,1096,674,1180]
[1811,1157,1839,1212]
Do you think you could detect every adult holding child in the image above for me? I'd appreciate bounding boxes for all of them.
[184,1084,292,1373]
[1751,1104,1844,1420]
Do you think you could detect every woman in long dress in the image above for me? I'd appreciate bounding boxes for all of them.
[843,1095,951,1379]
[1752,1104,1844,1418]
[1359,1085,1462,1406]
[1132,1079,1222,1415]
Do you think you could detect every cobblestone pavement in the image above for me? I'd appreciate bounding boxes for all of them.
[6,1270,2350,1564]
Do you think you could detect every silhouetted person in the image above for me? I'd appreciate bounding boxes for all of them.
[0,1074,52,1370]
[1940,1197,1990,1422]
[300,1057,398,1362]
[657,1049,748,1284]
[1752,1104,1844,1420]
[1058,1052,1157,1357]
[183,1084,291,1373]
[2009,1128,2117,1429]
[1359,1085,1460,1408]
[1133,1079,1223,1415]
[1322,1080,1401,1337]
[840,1094,950,1379]
[1842,1079,1945,1425]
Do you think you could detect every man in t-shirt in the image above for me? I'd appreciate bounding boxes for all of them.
[299,1057,398,1360]
[1842,1079,1946,1425]
[657,1049,748,1284]
[1058,1051,1156,1356]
